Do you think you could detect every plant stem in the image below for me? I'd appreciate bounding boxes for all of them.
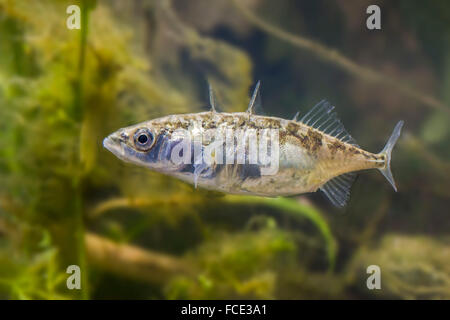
[73,0,90,300]
[223,195,337,272]
[90,195,337,272]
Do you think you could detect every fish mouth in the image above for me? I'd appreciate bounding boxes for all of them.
[103,134,126,159]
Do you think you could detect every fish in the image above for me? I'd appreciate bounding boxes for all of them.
[103,82,404,207]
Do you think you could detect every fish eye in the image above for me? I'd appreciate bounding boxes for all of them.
[133,128,155,151]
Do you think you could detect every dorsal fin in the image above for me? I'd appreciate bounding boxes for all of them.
[246,81,263,115]
[299,100,359,147]
[320,173,356,207]
[292,111,300,121]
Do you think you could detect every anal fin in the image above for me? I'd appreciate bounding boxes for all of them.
[320,173,356,207]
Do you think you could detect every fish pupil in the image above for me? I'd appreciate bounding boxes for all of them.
[138,134,148,144]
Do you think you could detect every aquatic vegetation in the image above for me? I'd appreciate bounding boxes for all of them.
[0,0,189,298]
[348,235,450,299]
[166,220,297,299]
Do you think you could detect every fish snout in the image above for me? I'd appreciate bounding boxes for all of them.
[103,130,128,156]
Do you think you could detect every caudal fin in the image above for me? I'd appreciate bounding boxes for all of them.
[378,121,404,192]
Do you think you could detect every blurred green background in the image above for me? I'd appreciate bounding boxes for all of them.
[0,0,449,299]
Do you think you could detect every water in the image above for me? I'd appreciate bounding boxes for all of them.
[0,0,449,299]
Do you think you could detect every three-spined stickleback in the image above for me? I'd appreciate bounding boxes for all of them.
[103,83,403,207]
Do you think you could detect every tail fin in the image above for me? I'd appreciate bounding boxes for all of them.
[378,121,404,192]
